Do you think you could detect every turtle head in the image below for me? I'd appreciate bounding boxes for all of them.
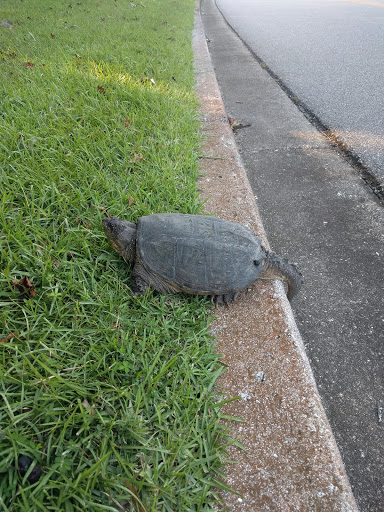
[102,217,137,264]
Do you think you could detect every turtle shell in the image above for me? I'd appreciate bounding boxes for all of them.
[137,214,266,295]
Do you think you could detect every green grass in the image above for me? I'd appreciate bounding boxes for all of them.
[0,1,235,510]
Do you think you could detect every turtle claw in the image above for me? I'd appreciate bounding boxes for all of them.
[131,275,150,295]
[211,292,238,306]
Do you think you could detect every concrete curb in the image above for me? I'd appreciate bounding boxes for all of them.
[193,1,359,510]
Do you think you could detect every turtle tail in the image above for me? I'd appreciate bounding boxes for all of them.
[261,251,303,301]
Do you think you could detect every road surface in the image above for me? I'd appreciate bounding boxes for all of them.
[216,0,384,192]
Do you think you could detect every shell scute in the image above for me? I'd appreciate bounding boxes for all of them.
[137,214,266,294]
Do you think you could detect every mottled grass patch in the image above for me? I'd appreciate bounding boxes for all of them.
[0,1,233,509]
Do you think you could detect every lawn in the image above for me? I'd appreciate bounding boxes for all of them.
[0,1,233,510]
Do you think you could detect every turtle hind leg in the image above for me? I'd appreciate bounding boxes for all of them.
[211,292,239,306]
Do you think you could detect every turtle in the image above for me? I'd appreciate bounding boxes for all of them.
[102,213,302,304]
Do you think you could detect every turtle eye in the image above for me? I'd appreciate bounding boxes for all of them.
[253,259,261,266]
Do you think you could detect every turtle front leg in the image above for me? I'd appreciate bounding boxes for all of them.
[131,261,180,296]
[131,274,151,295]
[131,263,152,295]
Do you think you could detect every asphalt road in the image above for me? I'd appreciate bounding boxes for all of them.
[202,0,384,510]
[215,0,384,190]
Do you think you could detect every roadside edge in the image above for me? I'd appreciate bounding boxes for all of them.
[193,1,359,510]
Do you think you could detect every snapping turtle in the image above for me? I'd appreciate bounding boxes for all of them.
[103,214,302,304]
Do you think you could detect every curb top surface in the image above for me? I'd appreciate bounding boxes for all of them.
[193,0,359,510]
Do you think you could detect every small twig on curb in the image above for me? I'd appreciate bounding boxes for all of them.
[201,155,226,160]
